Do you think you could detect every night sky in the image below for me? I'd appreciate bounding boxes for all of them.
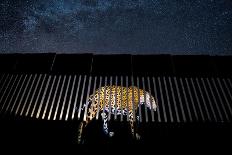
[1,0,232,55]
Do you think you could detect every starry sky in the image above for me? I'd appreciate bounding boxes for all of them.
[1,0,232,55]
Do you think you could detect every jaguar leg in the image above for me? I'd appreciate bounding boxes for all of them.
[129,111,140,140]
[101,112,109,135]
[77,102,96,144]
[77,121,86,144]
[101,112,114,137]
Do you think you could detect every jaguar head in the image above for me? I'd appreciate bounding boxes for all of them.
[140,92,157,111]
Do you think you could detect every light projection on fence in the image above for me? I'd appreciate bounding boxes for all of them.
[77,85,157,144]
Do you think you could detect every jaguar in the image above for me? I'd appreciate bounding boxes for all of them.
[77,85,157,144]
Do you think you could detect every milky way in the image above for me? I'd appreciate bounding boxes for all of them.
[1,0,232,55]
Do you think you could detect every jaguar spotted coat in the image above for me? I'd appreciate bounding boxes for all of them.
[77,85,157,144]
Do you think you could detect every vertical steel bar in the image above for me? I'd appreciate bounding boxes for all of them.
[114,76,118,120]
[152,77,161,122]
[83,76,92,121]
[120,76,123,122]
[137,77,142,122]
[48,75,61,120]
[5,75,23,112]
[158,77,167,122]
[216,78,232,118]
[211,78,229,121]
[195,78,211,121]
[0,74,9,94]
[53,75,66,120]
[0,74,18,113]
[25,74,42,116]
[190,78,204,121]
[206,78,223,122]
[223,79,232,102]
[131,76,136,122]
[0,73,5,86]
[142,77,149,122]
[15,74,33,115]
[174,77,186,122]
[185,78,198,121]
[102,76,107,121]
[201,78,217,121]
[126,76,129,121]
[77,75,87,120]
[169,77,180,122]
[96,76,102,120]
[42,75,56,119]
[0,74,13,105]
[35,75,52,118]
[228,79,232,90]
[10,75,28,114]
[65,75,76,121]
[147,76,155,122]
[20,74,37,116]
[180,77,192,122]
[90,76,97,120]
[163,76,173,122]
[71,75,81,120]
[59,75,72,120]
[30,74,47,117]
[108,76,113,120]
